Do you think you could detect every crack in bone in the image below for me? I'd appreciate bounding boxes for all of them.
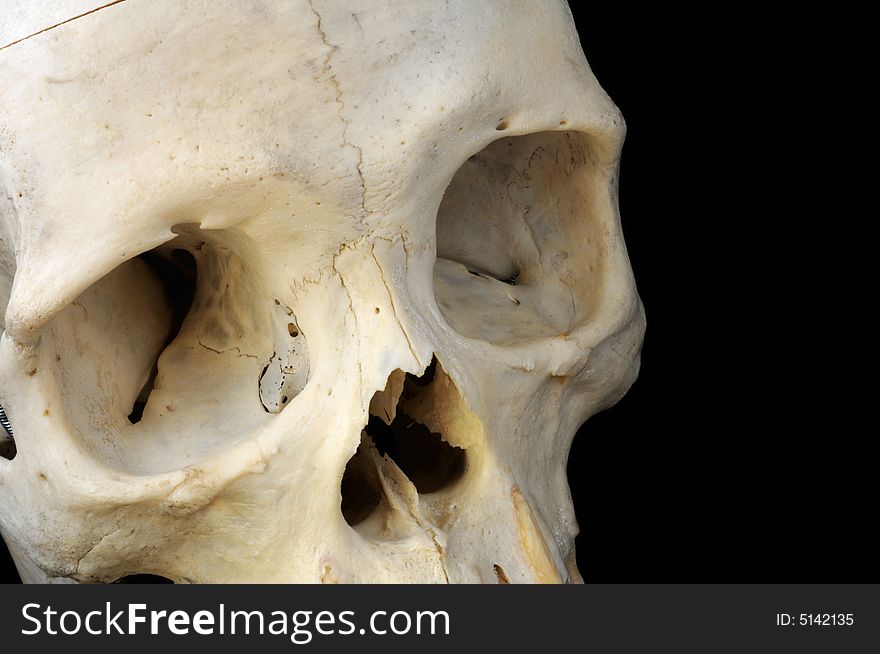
[197,338,258,360]
[307,0,369,222]
[0,1,128,52]
[331,247,363,394]
[370,243,419,365]
[74,527,118,577]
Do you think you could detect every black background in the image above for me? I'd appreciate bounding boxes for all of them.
[1,4,869,584]
[565,5,871,581]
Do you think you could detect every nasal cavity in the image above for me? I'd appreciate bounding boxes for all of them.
[340,357,472,528]
[363,409,465,494]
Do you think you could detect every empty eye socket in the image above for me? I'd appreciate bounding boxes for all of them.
[434,130,611,345]
[44,225,310,475]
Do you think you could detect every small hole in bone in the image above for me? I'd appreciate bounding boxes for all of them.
[260,293,310,413]
[112,574,175,584]
[559,119,568,126]
[127,248,198,424]
[495,119,509,130]
[0,404,16,461]
[259,322,310,413]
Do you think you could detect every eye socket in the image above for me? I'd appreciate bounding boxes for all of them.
[434,130,609,345]
[44,225,310,475]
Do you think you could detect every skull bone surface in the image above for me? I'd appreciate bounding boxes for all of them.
[0,0,644,583]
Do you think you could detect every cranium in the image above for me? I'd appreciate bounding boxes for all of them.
[0,0,644,583]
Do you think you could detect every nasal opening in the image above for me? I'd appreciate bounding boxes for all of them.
[340,356,479,533]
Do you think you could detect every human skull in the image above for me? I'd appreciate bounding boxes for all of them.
[0,0,644,583]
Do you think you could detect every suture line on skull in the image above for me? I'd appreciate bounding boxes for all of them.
[0,0,129,52]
